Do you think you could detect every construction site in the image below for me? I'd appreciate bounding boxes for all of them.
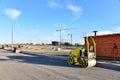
[0,0,120,80]
[0,31,120,80]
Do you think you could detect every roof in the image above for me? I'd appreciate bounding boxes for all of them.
[88,33,120,37]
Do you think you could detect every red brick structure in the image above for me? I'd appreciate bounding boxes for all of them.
[85,34,120,59]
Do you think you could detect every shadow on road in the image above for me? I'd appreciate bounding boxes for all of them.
[1,51,120,71]
[96,62,120,71]
[6,52,81,68]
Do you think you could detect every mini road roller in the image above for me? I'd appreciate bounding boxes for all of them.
[67,36,96,68]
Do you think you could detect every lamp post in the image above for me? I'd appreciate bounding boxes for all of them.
[2,14,14,50]
[3,9,21,51]
[11,21,14,50]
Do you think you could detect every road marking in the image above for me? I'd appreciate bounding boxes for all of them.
[0,56,9,60]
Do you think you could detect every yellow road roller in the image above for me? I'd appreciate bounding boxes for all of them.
[67,36,96,68]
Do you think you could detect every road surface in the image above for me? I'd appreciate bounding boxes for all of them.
[0,49,120,80]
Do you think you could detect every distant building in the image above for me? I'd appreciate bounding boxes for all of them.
[52,41,71,46]
[52,41,59,46]
[64,42,71,46]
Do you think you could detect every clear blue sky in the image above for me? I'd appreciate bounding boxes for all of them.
[0,0,120,44]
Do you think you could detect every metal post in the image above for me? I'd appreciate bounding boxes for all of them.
[71,34,72,45]
[60,29,61,46]
[11,21,14,51]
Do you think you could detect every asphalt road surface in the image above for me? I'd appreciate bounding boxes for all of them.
[0,49,120,80]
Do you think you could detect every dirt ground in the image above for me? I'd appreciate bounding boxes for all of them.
[0,44,76,55]
[21,45,71,55]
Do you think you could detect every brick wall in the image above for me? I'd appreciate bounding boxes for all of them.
[85,34,120,58]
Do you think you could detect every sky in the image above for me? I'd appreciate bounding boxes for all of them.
[0,0,120,44]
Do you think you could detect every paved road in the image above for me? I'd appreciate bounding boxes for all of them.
[0,49,120,80]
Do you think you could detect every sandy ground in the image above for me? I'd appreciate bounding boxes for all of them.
[0,49,120,80]
[21,47,70,55]
[1,45,72,55]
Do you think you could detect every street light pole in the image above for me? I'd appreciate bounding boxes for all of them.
[11,21,14,50]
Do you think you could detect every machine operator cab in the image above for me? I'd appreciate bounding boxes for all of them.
[89,45,95,58]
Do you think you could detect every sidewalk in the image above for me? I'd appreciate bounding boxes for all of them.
[96,60,120,71]
[97,60,120,65]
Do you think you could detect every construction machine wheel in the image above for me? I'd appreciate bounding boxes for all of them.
[80,59,96,68]
[67,57,75,65]
[81,59,88,68]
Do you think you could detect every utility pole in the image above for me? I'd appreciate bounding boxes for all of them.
[68,34,72,45]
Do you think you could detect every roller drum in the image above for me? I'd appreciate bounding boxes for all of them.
[87,59,96,67]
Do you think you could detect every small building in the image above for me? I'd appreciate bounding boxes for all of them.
[52,41,71,46]
[64,42,71,46]
[52,41,59,46]
[85,33,120,59]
